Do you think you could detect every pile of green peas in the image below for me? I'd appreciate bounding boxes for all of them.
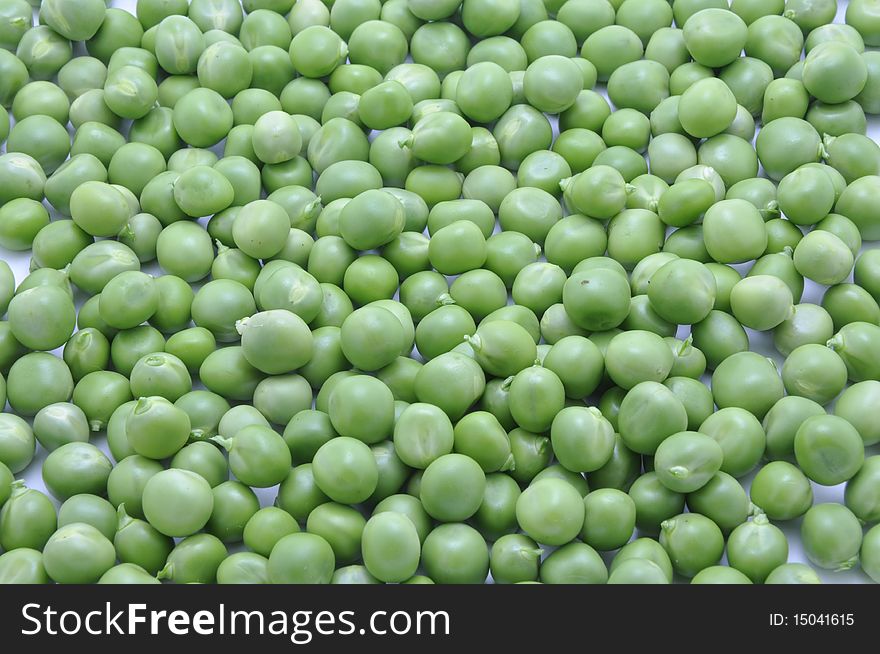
[1,0,880,586]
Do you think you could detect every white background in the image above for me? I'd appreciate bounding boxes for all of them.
[3,0,877,582]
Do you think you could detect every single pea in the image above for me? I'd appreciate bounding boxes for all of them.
[648,258,716,325]
[726,513,789,583]
[835,381,880,447]
[159,534,228,584]
[691,566,753,585]
[628,472,686,535]
[580,488,636,551]
[751,461,814,521]
[795,415,865,486]
[698,407,766,478]
[324,374,393,446]
[0,417,33,478]
[214,425,290,490]
[678,77,738,138]
[125,396,190,461]
[516,478,584,546]
[42,523,116,585]
[773,303,835,357]
[267,532,335,584]
[489,534,541,584]
[170,441,228,488]
[756,117,821,182]
[654,431,724,494]
[421,523,489,585]
[827,321,880,382]
[711,352,784,420]
[663,376,714,431]
[781,344,847,406]
[801,503,863,571]
[659,512,725,578]
[765,562,823,585]
[42,443,112,501]
[617,381,688,456]
[204,481,260,544]
[0,549,50,584]
[793,231,854,286]
[307,436,378,505]
[702,199,767,264]
[164,328,216,376]
[6,352,74,419]
[142,469,214,538]
[686,471,751,534]
[360,511,421,583]
[729,275,795,332]
[113,505,174,576]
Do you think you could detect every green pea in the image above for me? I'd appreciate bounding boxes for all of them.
[358,511,420,583]
[679,78,738,138]
[577,488,635,551]
[165,328,216,374]
[756,117,821,182]
[42,443,112,501]
[659,512,725,578]
[861,524,880,583]
[170,440,228,488]
[114,505,174,576]
[765,562,823,585]
[142,469,214,538]
[801,503,863,571]
[773,303,835,357]
[750,461,814,521]
[43,523,116,584]
[267,532,335,584]
[516,478,584,546]
[711,352,784,420]
[795,415,865,486]
[827,321,880,382]
[726,513,789,583]
[628,471,686,535]
[159,533,228,584]
[0,547,50,584]
[6,353,74,419]
[648,258,716,325]
[686,471,751,534]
